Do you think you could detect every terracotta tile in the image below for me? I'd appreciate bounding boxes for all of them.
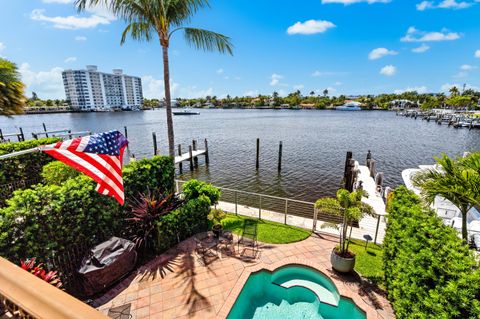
[135,306,150,319]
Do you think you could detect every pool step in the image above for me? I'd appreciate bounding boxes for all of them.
[276,279,339,307]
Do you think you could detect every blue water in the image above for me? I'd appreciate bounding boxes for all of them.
[227,265,366,319]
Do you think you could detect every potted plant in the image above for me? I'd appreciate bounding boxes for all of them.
[208,208,226,238]
[315,189,373,273]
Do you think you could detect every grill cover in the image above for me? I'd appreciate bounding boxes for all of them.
[78,237,137,296]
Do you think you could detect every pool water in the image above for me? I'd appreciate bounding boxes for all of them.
[227,265,366,319]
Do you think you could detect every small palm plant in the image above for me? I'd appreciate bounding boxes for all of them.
[413,153,480,241]
[315,189,373,258]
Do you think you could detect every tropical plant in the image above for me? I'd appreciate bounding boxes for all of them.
[41,161,80,185]
[208,208,226,226]
[0,58,25,116]
[126,190,182,252]
[315,189,373,257]
[182,179,220,204]
[75,0,233,158]
[449,85,460,97]
[412,153,480,241]
[20,258,63,288]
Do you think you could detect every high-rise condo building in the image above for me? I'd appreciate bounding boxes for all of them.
[62,65,143,111]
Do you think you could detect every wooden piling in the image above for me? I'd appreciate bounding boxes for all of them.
[345,158,356,192]
[344,151,353,181]
[366,150,372,166]
[178,144,183,173]
[68,130,72,139]
[256,138,260,170]
[192,140,198,167]
[189,145,194,171]
[278,141,283,171]
[42,123,48,137]
[0,129,3,140]
[369,160,376,178]
[204,139,209,164]
[152,132,158,156]
[124,126,128,138]
[19,128,25,141]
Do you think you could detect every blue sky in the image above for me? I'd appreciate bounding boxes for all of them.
[0,0,479,99]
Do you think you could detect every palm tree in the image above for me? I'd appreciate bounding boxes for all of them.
[323,88,329,97]
[315,189,373,257]
[413,153,480,241]
[449,86,460,97]
[0,58,25,116]
[76,0,233,157]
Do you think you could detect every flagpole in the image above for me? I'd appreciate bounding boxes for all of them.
[0,147,43,160]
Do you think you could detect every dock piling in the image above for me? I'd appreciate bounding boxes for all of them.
[124,126,128,139]
[256,138,260,170]
[345,158,356,192]
[42,123,48,137]
[278,141,283,172]
[152,132,158,156]
[204,139,209,164]
[192,140,198,167]
[344,151,353,181]
[188,146,194,171]
[0,129,3,140]
[19,128,25,141]
[178,144,183,173]
[369,160,376,178]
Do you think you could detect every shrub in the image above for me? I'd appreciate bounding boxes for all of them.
[155,194,211,254]
[0,137,62,184]
[182,179,221,204]
[0,175,123,263]
[123,156,175,201]
[383,186,480,319]
[41,161,80,185]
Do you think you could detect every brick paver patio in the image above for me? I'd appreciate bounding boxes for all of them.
[94,233,394,319]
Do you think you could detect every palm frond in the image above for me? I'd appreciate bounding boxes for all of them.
[121,21,154,44]
[183,28,233,55]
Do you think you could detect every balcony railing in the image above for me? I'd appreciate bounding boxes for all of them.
[0,257,108,319]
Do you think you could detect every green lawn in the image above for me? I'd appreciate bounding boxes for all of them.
[348,239,384,288]
[221,213,311,244]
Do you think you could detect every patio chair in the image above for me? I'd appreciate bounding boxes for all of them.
[237,219,259,259]
[194,234,218,265]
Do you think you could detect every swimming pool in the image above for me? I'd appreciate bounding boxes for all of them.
[227,265,366,319]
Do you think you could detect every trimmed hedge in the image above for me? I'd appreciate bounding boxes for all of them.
[41,161,80,185]
[182,179,221,204]
[123,156,175,200]
[0,175,122,263]
[0,156,175,263]
[155,194,212,254]
[383,187,480,319]
[0,137,62,184]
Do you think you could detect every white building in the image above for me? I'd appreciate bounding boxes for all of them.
[62,65,143,111]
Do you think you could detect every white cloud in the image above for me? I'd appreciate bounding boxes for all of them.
[30,7,114,30]
[287,20,336,35]
[475,50,480,58]
[142,75,214,99]
[0,42,5,56]
[75,36,87,42]
[311,70,346,77]
[334,81,343,86]
[368,47,398,60]
[64,56,77,63]
[216,68,224,75]
[321,0,390,4]
[401,26,461,42]
[270,73,285,86]
[441,83,479,92]
[416,0,474,10]
[412,44,430,53]
[19,63,64,99]
[453,71,468,78]
[380,65,396,76]
[460,64,475,70]
[293,84,304,90]
[394,86,428,94]
[244,90,259,97]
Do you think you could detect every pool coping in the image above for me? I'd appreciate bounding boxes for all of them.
[217,258,379,319]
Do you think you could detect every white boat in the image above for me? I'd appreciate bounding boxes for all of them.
[402,165,480,236]
[173,108,200,116]
[336,102,362,111]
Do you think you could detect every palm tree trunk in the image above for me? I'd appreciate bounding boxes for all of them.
[162,44,175,158]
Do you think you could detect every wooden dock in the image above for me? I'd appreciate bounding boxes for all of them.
[175,139,209,171]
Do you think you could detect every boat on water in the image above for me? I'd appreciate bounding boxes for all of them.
[402,165,480,237]
[335,102,362,111]
[173,108,200,116]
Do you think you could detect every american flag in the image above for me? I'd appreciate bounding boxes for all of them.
[41,130,129,205]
